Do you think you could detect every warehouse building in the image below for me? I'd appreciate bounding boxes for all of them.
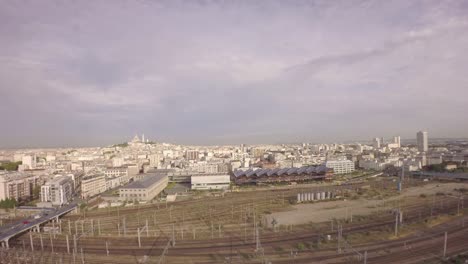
[119,173,168,202]
[191,173,230,190]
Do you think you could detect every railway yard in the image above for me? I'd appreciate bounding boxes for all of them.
[1,177,468,264]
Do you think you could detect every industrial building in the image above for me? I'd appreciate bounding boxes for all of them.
[119,173,168,202]
[233,166,332,185]
[191,173,230,190]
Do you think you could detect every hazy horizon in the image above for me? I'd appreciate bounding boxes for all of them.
[1,0,468,148]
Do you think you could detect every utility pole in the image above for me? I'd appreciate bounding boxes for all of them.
[123,217,127,236]
[40,233,43,251]
[255,228,260,251]
[66,235,70,254]
[443,231,447,258]
[29,232,34,251]
[171,224,175,247]
[364,250,367,264]
[146,219,149,237]
[73,234,77,254]
[158,239,171,264]
[137,228,141,248]
[49,232,54,253]
[394,211,399,237]
[337,224,342,253]
[253,211,256,242]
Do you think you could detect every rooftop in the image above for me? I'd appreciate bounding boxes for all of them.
[121,173,167,189]
[47,175,73,185]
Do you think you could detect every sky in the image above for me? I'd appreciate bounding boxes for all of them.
[1,0,468,148]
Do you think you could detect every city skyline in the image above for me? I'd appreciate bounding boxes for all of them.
[1,0,468,148]
[1,131,466,150]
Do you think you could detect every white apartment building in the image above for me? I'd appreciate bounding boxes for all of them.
[427,156,443,165]
[393,136,401,148]
[81,174,106,199]
[185,150,199,161]
[104,167,131,184]
[189,163,219,174]
[41,176,74,206]
[105,177,121,190]
[149,153,161,167]
[230,160,242,170]
[22,154,36,170]
[324,159,355,174]
[191,173,230,190]
[359,159,388,171]
[112,157,124,167]
[373,138,381,149]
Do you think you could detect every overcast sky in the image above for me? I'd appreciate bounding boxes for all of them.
[1,0,468,148]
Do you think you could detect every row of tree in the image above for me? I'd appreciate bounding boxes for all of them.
[424,163,468,173]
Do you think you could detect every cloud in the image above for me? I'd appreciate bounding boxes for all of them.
[0,0,467,148]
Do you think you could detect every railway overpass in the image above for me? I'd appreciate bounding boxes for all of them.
[0,203,78,248]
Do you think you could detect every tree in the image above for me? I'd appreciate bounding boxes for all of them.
[0,161,22,171]
[113,142,129,148]
[0,198,18,209]
[32,185,41,199]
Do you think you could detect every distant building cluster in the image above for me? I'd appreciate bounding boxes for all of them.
[1,130,467,207]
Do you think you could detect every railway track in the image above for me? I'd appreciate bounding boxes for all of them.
[9,197,466,258]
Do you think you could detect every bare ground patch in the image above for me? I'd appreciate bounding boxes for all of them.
[269,182,468,225]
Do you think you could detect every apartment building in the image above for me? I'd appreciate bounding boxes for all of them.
[0,171,41,201]
[41,176,74,206]
[104,167,131,185]
[81,174,106,199]
[324,159,355,174]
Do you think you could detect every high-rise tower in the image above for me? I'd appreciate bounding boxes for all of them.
[416,131,428,152]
